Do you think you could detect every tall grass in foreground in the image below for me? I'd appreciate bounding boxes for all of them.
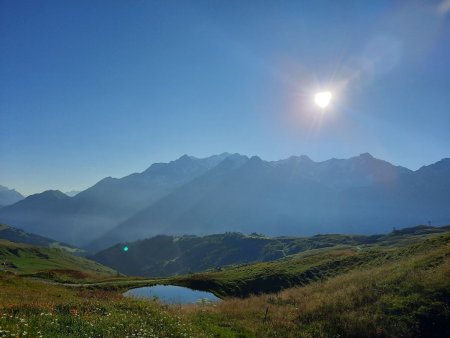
[183,244,450,337]
[1,233,449,337]
[0,276,208,338]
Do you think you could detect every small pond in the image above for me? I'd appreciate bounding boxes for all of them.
[123,285,221,304]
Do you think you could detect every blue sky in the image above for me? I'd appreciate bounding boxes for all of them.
[1,0,449,195]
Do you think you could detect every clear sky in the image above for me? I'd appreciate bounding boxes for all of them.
[1,0,450,195]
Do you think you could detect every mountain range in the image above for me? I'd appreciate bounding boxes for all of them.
[0,154,228,246]
[0,153,449,250]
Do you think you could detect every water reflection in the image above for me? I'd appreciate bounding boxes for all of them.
[123,285,220,304]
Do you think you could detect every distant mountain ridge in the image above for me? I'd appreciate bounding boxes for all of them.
[0,185,24,207]
[93,153,450,249]
[0,223,77,251]
[0,153,449,249]
[0,154,229,245]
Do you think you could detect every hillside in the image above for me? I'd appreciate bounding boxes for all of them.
[91,225,450,277]
[178,230,450,337]
[0,239,117,280]
[91,232,362,276]
[0,223,78,251]
[1,224,449,337]
[174,230,450,297]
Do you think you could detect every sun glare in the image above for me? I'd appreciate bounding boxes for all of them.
[314,91,332,108]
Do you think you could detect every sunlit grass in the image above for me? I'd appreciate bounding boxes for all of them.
[179,234,450,337]
[0,275,208,338]
[1,232,449,337]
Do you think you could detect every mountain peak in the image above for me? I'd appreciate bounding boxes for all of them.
[249,155,262,162]
[357,152,374,159]
[216,153,248,169]
[288,155,313,163]
[0,185,21,194]
[218,152,231,158]
[222,153,247,161]
[299,154,312,161]
[11,189,69,206]
[178,154,194,161]
[39,190,68,199]
[0,185,24,206]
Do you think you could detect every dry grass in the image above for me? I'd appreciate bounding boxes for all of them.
[181,243,450,337]
[0,274,208,338]
[1,232,449,337]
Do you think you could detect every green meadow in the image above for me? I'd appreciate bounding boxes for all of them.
[1,227,449,337]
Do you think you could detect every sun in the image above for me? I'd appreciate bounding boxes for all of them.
[314,91,332,108]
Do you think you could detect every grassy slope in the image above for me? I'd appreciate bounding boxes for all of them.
[0,239,117,281]
[0,227,449,337]
[185,235,450,337]
[91,225,450,278]
[0,223,81,253]
[173,230,450,298]
[0,275,207,338]
[91,232,365,277]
